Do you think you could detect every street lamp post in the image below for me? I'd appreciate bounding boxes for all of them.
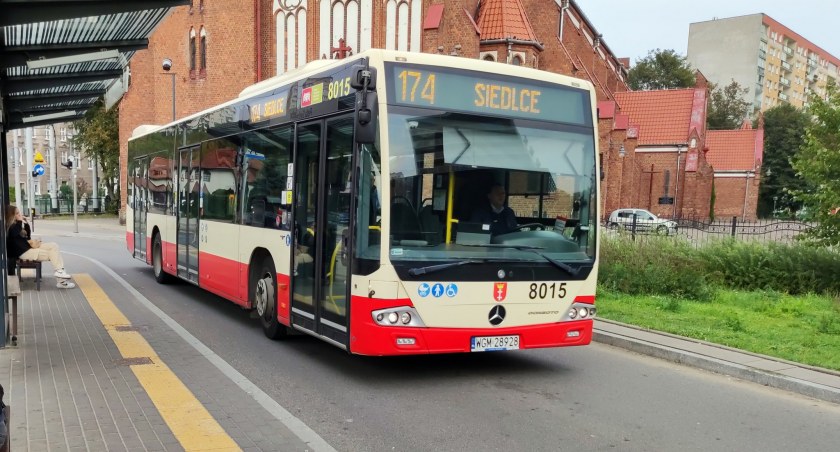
[162,58,175,121]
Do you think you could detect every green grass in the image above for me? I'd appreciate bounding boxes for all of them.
[597,288,840,371]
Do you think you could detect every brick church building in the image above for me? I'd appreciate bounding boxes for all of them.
[118,0,757,222]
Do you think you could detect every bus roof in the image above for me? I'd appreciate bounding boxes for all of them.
[129,49,595,141]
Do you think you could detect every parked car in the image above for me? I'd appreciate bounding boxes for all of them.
[607,208,677,235]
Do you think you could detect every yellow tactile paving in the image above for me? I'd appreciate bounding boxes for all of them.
[75,273,242,452]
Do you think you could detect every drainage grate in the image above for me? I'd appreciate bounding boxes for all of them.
[116,357,154,366]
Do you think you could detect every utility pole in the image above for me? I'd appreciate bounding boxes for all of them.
[72,159,79,233]
[92,155,100,212]
[25,127,34,214]
[63,131,79,233]
[48,125,58,212]
[12,131,20,208]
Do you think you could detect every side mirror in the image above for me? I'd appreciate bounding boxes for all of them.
[354,91,378,144]
[349,63,377,90]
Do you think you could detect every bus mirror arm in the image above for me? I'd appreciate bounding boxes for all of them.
[350,62,376,90]
[352,62,378,144]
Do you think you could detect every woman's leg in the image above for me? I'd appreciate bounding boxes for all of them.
[19,242,65,271]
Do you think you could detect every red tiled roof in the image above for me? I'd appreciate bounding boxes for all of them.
[614,89,696,145]
[476,0,537,42]
[706,129,760,171]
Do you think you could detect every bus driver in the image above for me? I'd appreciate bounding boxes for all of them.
[470,183,517,236]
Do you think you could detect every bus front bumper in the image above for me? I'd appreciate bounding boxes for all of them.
[348,317,593,356]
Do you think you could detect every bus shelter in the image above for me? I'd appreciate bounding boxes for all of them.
[0,0,189,347]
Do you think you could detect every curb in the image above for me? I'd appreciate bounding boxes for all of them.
[593,327,840,405]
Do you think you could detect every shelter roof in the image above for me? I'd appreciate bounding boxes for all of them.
[1,1,188,131]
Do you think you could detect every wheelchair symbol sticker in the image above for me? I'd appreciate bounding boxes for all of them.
[418,283,431,298]
[445,284,458,297]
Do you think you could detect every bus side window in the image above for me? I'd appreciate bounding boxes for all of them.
[241,125,292,229]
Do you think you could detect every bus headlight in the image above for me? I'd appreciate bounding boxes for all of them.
[372,307,426,327]
[563,302,596,321]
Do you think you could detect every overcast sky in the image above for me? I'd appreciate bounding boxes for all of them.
[579,0,840,64]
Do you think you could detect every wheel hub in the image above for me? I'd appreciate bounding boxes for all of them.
[255,278,269,317]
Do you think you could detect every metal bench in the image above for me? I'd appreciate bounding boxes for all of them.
[16,259,41,291]
[6,275,20,346]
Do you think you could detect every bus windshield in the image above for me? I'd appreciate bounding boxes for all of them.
[387,107,597,266]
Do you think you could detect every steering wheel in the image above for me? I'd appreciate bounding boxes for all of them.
[511,223,548,232]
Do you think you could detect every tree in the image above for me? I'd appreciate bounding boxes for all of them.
[757,104,809,218]
[790,82,840,246]
[73,99,120,205]
[627,49,695,91]
[706,81,752,130]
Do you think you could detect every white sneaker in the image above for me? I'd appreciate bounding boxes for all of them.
[57,280,76,289]
[54,269,72,279]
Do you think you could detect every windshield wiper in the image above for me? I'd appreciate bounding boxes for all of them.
[407,259,484,277]
[460,244,580,277]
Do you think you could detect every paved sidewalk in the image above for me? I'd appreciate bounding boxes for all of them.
[1,250,325,452]
[594,319,840,404]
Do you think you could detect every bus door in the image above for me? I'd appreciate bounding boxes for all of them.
[177,146,200,283]
[132,157,149,260]
[291,115,354,346]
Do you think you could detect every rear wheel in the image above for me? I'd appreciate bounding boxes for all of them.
[153,233,175,284]
[656,225,669,235]
[254,256,287,339]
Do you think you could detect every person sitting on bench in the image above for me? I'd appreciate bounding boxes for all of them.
[5,205,76,289]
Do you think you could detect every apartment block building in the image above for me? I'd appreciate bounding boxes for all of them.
[687,13,839,114]
[5,123,101,212]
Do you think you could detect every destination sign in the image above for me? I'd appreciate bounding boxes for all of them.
[386,63,591,126]
[245,65,356,126]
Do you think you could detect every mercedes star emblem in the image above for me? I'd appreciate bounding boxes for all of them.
[488,305,506,326]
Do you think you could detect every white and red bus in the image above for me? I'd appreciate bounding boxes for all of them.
[126,50,599,355]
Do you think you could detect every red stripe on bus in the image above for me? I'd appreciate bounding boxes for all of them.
[574,295,595,304]
[154,241,291,324]
[198,252,245,304]
[348,295,592,356]
[276,273,291,325]
[145,236,153,265]
[126,232,134,253]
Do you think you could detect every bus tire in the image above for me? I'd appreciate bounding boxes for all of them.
[153,233,175,284]
[254,257,287,339]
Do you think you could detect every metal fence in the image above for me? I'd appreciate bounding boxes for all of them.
[603,216,815,248]
[18,197,116,216]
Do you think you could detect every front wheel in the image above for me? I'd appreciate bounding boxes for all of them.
[153,233,175,284]
[254,257,287,339]
[655,225,670,236]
